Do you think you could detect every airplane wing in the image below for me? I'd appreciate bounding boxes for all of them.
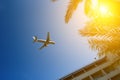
[46,32,50,42]
[49,41,55,44]
[39,45,45,50]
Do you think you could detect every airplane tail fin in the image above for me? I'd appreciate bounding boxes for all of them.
[33,36,37,43]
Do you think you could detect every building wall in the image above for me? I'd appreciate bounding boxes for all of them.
[60,54,120,80]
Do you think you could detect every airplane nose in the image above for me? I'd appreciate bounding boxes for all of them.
[32,36,37,43]
[32,36,35,39]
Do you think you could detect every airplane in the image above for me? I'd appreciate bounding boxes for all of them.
[33,32,55,50]
[51,0,57,2]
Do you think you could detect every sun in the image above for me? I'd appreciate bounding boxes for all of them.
[99,5,108,15]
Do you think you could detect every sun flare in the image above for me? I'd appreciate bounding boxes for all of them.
[99,5,108,15]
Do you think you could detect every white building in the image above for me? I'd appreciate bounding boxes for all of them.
[60,54,120,80]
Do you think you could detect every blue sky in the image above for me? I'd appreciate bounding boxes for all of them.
[1,0,97,80]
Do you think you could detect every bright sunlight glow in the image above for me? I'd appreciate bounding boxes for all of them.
[99,5,108,15]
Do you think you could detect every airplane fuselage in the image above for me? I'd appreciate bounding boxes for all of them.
[37,39,55,46]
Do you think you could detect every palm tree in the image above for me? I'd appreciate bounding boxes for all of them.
[65,0,120,57]
[65,0,91,23]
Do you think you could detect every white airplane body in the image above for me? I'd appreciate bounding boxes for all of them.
[33,32,55,50]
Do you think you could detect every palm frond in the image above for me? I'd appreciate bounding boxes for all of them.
[84,0,93,16]
[79,19,120,37]
[88,35,120,57]
[65,0,83,23]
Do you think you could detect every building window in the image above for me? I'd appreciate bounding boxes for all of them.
[61,76,73,80]
[95,57,107,66]
[82,76,91,80]
[103,65,115,74]
[84,64,96,71]
[111,73,120,80]
[91,70,104,80]
[73,69,85,77]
